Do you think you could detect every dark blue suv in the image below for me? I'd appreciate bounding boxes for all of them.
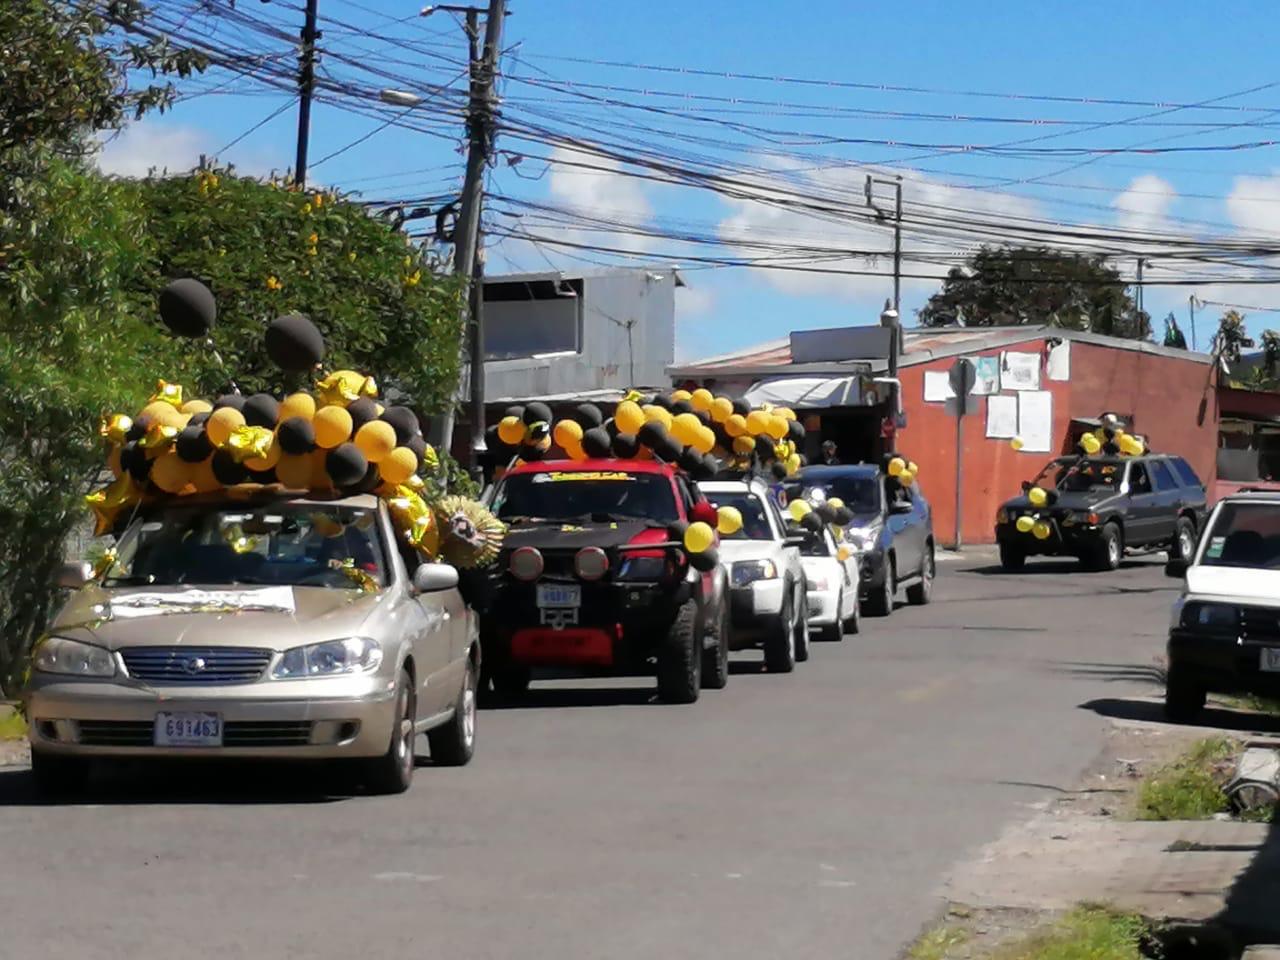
[785,464,935,617]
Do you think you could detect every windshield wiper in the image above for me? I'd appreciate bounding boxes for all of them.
[101,575,156,586]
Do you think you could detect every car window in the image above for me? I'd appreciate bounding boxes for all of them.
[712,492,775,541]
[1200,502,1280,569]
[676,476,698,517]
[1151,460,1178,492]
[1050,458,1122,493]
[797,474,881,516]
[1128,463,1152,495]
[492,470,678,524]
[800,529,834,557]
[1171,457,1203,489]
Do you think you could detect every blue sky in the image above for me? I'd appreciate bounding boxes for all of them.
[102,0,1280,360]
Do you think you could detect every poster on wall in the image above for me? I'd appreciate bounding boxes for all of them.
[968,356,1001,395]
[1017,390,1053,452]
[1047,340,1071,381]
[923,370,954,402]
[985,395,1018,438]
[1000,351,1041,391]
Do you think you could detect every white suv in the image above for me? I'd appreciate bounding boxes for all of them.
[700,479,809,672]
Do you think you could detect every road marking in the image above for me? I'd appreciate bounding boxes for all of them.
[898,676,954,703]
[373,872,443,883]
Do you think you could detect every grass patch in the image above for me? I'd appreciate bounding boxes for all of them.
[1135,736,1237,821]
[907,924,970,960]
[0,708,27,741]
[989,907,1150,960]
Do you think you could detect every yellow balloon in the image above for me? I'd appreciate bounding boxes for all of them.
[140,400,186,429]
[683,521,715,554]
[1028,486,1048,507]
[615,400,646,435]
[379,446,419,485]
[310,449,336,491]
[643,404,673,430]
[908,461,919,476]
[690,388,714,412]
[887,456,906,477]
[836,546,852,563]
[672,413,702,446]
[206,406,246,447]
[1032,520,1052,541]
[562,437,587,461]
[732,435,756,455]
[314,405,354,449]
[777,407,797,421]
[710,397,734,423]
[181,399,213,415]
[691,426,715,454]
[724,413,748,438]
[277,453,313,489]
[280,392,317,422]
[498,415,526,446]
[670,389,692,403]
[1130,438,1145,455]
[828,497,845,511]
[786,453,802,475]
[354,420,397,463]
[1080,434,1101,455]
[151,452,194,494]
[553,419,584,449]
[788,499,812,522]
[1015,515,1035,533]
[191,456,221,493]
[899,469,915,486]
[766,415,789,440]
[717,506,743,536]
[1009,436,1025,451]
[745,410,771,436]
[244,436,282,473]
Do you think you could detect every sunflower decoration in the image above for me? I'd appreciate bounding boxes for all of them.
[434,496,505,569]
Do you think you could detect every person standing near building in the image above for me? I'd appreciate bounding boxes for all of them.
[821,440,840,465]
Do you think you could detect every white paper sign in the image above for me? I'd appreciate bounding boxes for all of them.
[1047,340,1071,381]
[1000,351,1041,391]
[986,395,1018,438]
[969,356,1001,395]
[923,370,955,402]
[1017,391,1053,452]
[108,586,296,620]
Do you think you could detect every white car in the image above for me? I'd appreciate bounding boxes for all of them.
[700,479,809,672]
[800,528,860,641]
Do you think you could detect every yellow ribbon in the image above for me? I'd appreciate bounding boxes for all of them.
[99,414,133,445]
[149,380,184,408]
[139,421,179,453]
[315,370,379,407]
[223,425,274,463]
[85,476,140,537]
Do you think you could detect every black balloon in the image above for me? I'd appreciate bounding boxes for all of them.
[406,434,428,460]
[611,432,639,458]
[833,506,854,525]
[802,512,825,533]
[523,402,553,426]
[667,519,689,542]
[1103,442,1120,455]
[520,443,547,462]
[637,421,668,449]
[581,427,612,459]
[325,443,368,488]
[211,450,247,486]
[277,416,317,455]
[348,462,382,494]
[573,403,604,429]
[678,447,703,473]
[653,435,683,463]
[381,406,419,445]
[347,397,378,430]
[484,425,513,459]
[526,421,551,442]
[770,462,787,480]
[671,399,694,415]
[126,416,150,443]
[650,394,673,411]
[121,442,150,483]
[176,425,213,463]
[265,313,325,371]
[159,278,216,338]
[604,418,619,439]
[504,405,525,421]
[246,467,278,485]
[214,393,246,413]
[755,434,776,460]
[787,420,805,442]
[242,392,280,428]
[732,398,751,416]
[816,502,837,524]
[694,409,712,427]
[689,547,719,573]
[188,411,211,427]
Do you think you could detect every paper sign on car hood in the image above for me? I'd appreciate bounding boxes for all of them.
[1186,565,1280,603]
[106,586,297,619]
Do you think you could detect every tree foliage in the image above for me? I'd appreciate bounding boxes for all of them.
[917,246,1151,340]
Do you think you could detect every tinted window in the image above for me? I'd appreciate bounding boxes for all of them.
[710,492,774,541]
[1201,502,1280,569]
[1171,457,1203,489]
[1151,460,1178,492]
[797,475,881,514]
[493,470,677,523]
[1129,464,1152,494]
[1042,458,1123,493]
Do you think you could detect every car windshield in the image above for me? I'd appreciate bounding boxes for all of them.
[1034,457,1123,493]
[709,492,774,541]
[493,469,678,524]
[798,475,881,514]
[1199,502,1280,569]
[102,502,387,590]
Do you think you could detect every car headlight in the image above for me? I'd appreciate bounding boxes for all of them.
[271,638,383,679]
[732,560,777,587]
[32,636,116,677]
[1180,602,1238,630]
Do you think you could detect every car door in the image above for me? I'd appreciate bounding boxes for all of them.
[388,516,455,718]
[765,494,804,592]
[1147,458,1182,544]
[828,529,857,618]
[1123,461,1161,546]
[887,481,921,573]
[1170,456,1209,528]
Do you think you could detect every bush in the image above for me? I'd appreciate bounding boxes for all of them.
[1135,737,1236,821]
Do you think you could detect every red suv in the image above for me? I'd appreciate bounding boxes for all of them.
[481,459,729,703]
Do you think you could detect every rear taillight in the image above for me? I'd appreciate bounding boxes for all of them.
[574,547,609,581]
[509,546,544,582]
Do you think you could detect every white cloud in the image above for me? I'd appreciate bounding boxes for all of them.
[1112,174,1176,233]
[676,282,715,318]
[95,123,209,178]
[1226,171,1280,236]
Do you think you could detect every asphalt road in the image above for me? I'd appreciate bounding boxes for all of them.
[0,553,1179,960]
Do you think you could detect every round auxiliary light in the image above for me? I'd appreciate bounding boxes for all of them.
[574,547,609,581]
[509,546,544,582]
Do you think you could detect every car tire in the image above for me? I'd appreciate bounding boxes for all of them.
[843,593,860,636]
[363,667,416,795]
[764,592,796,673]
[906,545,935,605]
[794,590,811,663]
[657,599,701,703]
[427,657,477,767]
[1170,516,1196,562]
[700,600,730,690]
[1164,661,1207,723]
[864,562,894,618]
[999,544,1026,571]
[1088,523,1123,572]
[30,750,90,798]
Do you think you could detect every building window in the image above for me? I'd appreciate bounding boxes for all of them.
[482,279,584,361]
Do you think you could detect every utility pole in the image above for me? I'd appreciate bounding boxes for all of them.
[1189,294,1198,352]
[865,174,904,315]
[427,0,507,476]
[1136,257,1145,317]
[294,0,320,188]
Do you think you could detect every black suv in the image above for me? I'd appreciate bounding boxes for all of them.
[787,464,935,617]
[995,454,1208,572]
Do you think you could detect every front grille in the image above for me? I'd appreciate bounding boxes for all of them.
[1241,607,1280,644]
[120,646,272,684]
[76,720,314,747]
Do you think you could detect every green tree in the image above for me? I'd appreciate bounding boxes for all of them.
[1212,309,1253,364]
[917,246,1151,339]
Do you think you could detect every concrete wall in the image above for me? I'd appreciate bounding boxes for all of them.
[898,337,1216,546]
[484,271,676,401]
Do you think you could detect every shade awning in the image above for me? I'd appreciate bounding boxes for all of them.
[743,375,873,410]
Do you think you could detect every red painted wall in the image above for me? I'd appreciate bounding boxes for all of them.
[898,338,1217,546]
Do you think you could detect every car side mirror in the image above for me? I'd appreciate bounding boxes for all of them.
[57,561,92,589]
[890,500,913,515]
[1165,558,1189,579]
[413,563,459,594]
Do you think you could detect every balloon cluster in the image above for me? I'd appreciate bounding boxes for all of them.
[85,279,503,569]
[485,387,808,482]
[1076,413,1146,457]
[780,493,856,562]
[1012,482,1061,540]
[884,454,921,489]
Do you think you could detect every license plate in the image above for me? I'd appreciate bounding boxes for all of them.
[1262,649,1280,673]
[154,712,222,747]
[536,583,581,608]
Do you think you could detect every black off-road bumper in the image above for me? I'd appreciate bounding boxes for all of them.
[1168,628,1280,698]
